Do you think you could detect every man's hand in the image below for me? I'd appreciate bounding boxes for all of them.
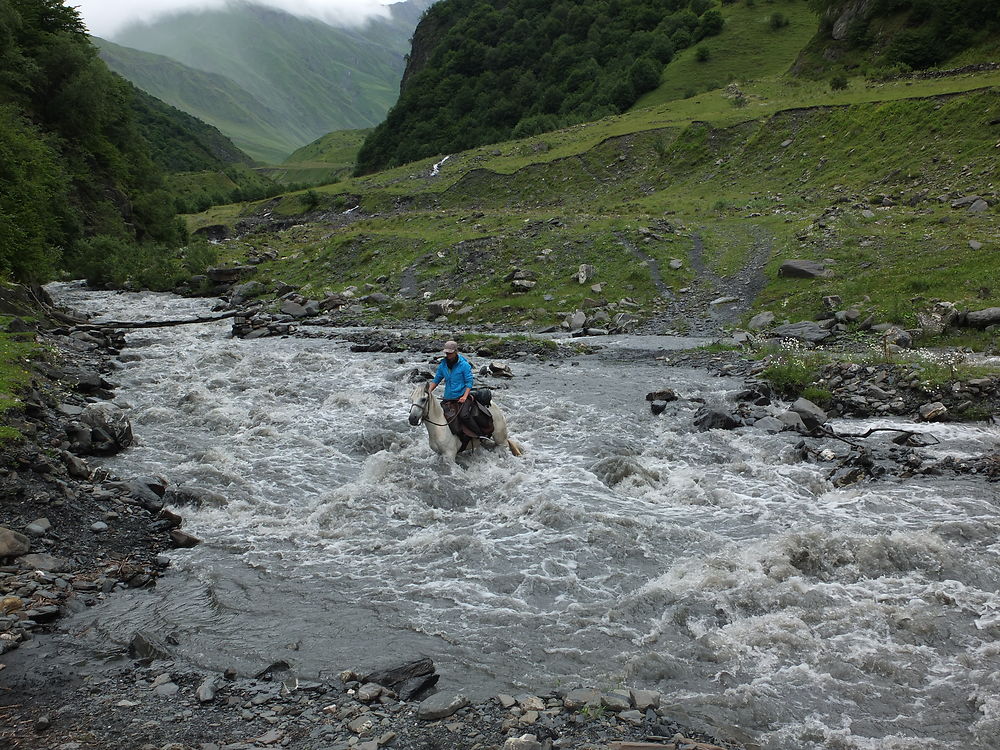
[458,393,467,403]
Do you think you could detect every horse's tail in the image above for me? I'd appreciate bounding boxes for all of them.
[507,439,523,457]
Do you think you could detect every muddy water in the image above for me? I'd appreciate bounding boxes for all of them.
[50,285,1000,750]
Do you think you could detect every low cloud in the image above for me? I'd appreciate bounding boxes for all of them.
[77,0,394,38]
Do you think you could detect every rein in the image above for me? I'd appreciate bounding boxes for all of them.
[416,383,451,427]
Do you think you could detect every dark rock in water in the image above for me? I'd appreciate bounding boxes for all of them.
[831,467,866,487]
[650,400,668,416]
[591,457,659,487]
[397,674,440,701]
[128,632,172,661]
[417,691,469,720]
[169,529,201,548]
[790,398,828,431]
[645,389,678,402]
[693,407,740,431]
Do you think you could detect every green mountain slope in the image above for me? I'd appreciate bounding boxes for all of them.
[107,0,432,163]
[96,37,294,163]
[255,129,372,186]
[355,0,726,174]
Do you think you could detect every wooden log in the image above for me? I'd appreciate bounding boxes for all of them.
[73,309,244,331]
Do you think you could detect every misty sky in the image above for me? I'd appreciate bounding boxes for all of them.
[74,0,399,37]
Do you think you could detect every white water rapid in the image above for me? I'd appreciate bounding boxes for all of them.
[50,284,1000,750]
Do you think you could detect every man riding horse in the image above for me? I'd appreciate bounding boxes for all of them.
[428,340,494,449]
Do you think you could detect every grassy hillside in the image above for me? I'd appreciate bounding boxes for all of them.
[182,5,1000,350]
[637,0,818,106]
[255,129,372,186]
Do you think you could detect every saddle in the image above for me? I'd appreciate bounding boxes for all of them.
[441,390,495,451]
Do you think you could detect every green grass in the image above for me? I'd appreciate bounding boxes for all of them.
[0,324,41,441]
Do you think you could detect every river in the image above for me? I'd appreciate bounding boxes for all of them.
[49,284,1000,750]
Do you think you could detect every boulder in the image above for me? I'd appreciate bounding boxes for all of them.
[24,518,51,537]
[778,411,807,432]
[16,553,68,572]
[645,389,679,402]
[778,260,831,279]
[968,199,990,214]
[966,307,1000,328]
[417,692,469,720]
[748,311,775,330]
[503,736,542,750]
[563,310,587,330]
[563,688,601,710]
[0,527,31,558]
[916,302,959,337]
[577,264,595,284]
[693,407,740,431]
[950,195,982,208]
[918,402,948,422]
[279,300,308,318]
[80,403,133,455]
[790,397,828,431]
[770,321,832,343]
[753,416,786,433]
[427,299,458,318]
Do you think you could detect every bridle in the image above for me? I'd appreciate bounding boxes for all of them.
[411,382,450,427]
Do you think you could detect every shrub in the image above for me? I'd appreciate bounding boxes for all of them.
[831,75,849,91]
[695,45,711,62]
[769,12,789,30]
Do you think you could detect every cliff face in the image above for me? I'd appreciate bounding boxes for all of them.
[398,5,449,93]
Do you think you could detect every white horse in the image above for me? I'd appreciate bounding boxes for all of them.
[407,381,522,461]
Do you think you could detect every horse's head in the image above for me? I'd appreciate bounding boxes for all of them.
[408,382,429,426]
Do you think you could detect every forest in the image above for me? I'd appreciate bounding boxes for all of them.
[0,0,226,287]
[356,0,725,174]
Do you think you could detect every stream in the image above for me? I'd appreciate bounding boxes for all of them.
[48,284,1000,750]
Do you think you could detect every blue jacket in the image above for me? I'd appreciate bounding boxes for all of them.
[433,354,474,399]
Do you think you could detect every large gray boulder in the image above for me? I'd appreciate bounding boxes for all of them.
[778,260,832,279]
[748,311,775,330]
[417,692,469,720]
[790,397,828,431]
[966,307,1000,328]
[771,321,832,343]
[79,403,133,455]
[0,527,31,558]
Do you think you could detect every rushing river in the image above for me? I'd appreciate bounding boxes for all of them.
[49,284,1000,750]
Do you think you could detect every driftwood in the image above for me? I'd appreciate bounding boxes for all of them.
[362,657,439,701]
[815,424,940,448]
[73,309,243,331]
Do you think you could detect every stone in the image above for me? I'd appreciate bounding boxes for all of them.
[880,326,912,348]
[577,264,595,284]
[968,199,989,214]
[563,688,601,710]
[503,735,542,750]
[357,683,383,702]
[778,411,806,432]
[629,688,660,710]
[790,398,828,431]
[918,402,948,422]
[564,310,587,330]
[778,260,831,279]
[169,530,202,548]
[153,681,180,697]
[24,518,51,537]
[417,692,469,720]
[966,307,1000,327]
[601,693,631,712]
[950,195,982,208]
[771,321,832,343]
[347,715,374,734]
[16,553,67,572]
[753,416,785,433]
[80,403,133,455]
[650,400,668,416]
[861,209,876,219]
[197,677,218,703]
[969,240,984,250]
[748,311,775,330]
[668,259,684,270]
[90,522,108,533]
[693,407,740,431]
[645,389,678,402]
[618,709,644,725]
[831,467,866,487]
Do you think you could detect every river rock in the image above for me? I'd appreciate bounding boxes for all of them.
[778,411,806,431]
[24,518,51,537]
[748,311,775,330]
[778,260,832,279]
[0,527,31,557]
[417,692,469,720]
[80,403,133,455]
[169,529,202,548]
[196,677,219,703]
[577,264,595,284]
[650,400,668,416]
[918,401,948,421]
[753,416,785,433]
[629,688,661,710]
[646,389,678,402]
[504,735,542,750]
[693,407,740,431]
[16,554,68,572]
[790,398,828,431]
[563,688,601,710]
[564,310,587,330]
[770,321,832,343]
